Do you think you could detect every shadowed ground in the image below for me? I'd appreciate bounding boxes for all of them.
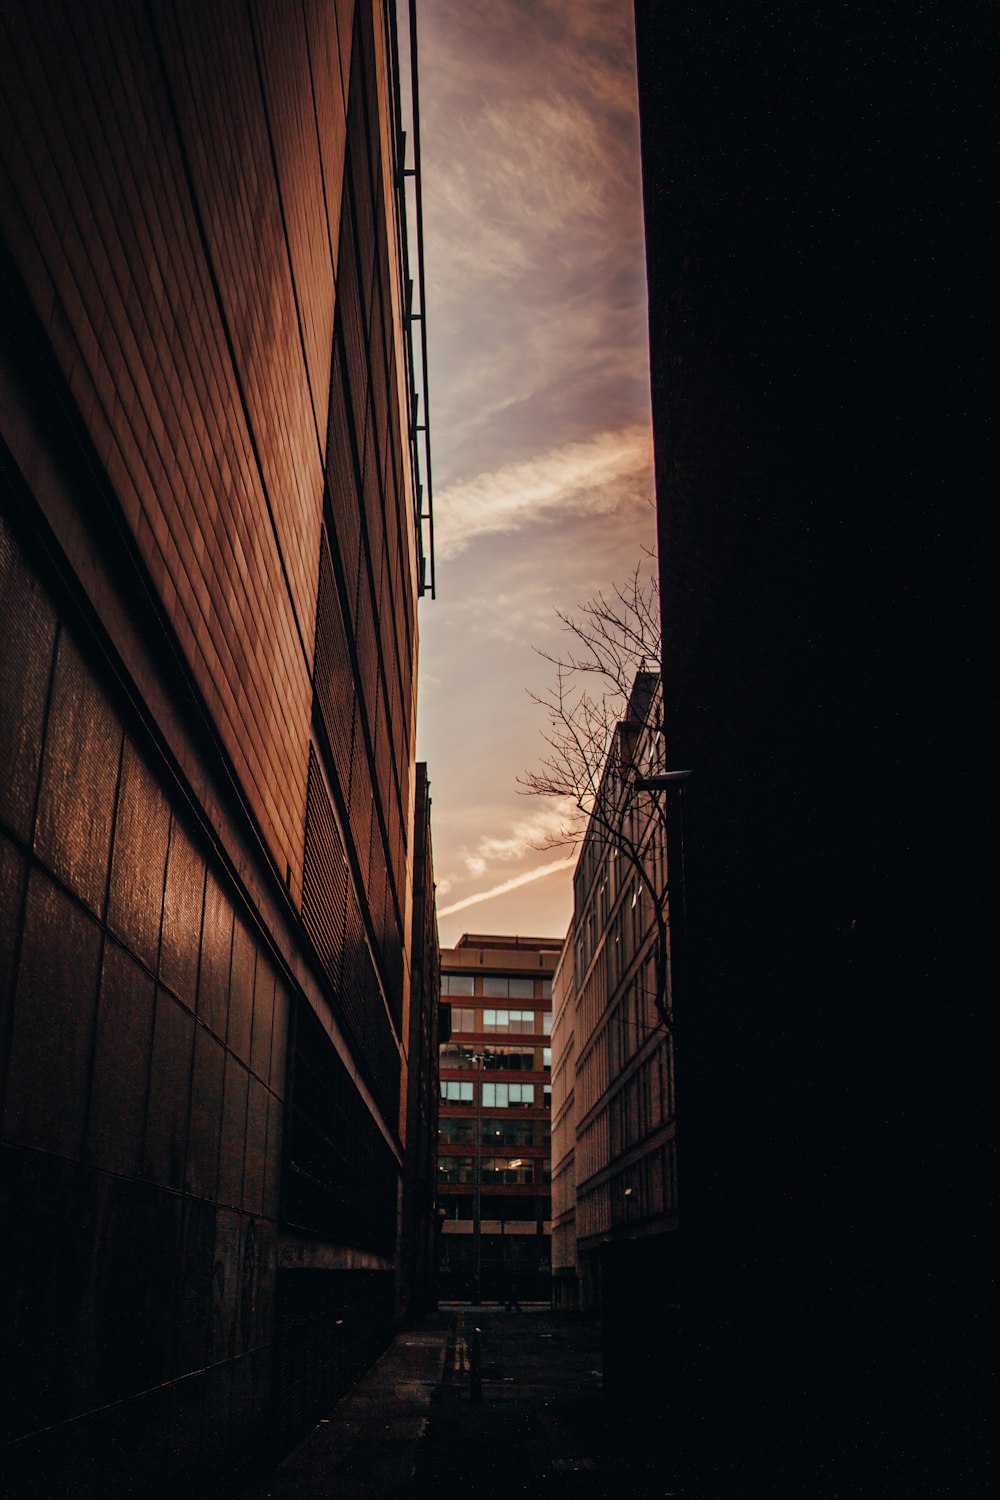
[239,1305,674,1499]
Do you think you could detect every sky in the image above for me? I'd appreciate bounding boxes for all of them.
[411,0,656,948]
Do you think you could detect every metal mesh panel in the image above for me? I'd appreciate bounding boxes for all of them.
[284,989,398,1250]
[353,575,378,733]
[337,195,370,452]
[302,747,349,995]
[313,539,355,803]
[324,337,363,620]
[347,15,375,317]
[374,684,392,814]
[362,420,385,573]
[343,883,400,1123]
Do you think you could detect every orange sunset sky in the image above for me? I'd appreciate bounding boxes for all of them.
[413,0,656,946]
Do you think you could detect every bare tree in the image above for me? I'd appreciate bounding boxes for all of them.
[519,560,678,1030]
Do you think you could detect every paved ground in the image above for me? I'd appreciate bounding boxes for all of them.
[240,1304,677,1499]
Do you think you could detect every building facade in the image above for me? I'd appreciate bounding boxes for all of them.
[549,927,578,1311]
[399,764,441,1322]
[1,1,431,1493]
[437,934,561,1302]
[550,677,678,1350]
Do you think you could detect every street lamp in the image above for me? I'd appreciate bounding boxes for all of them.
[632,769,692,791]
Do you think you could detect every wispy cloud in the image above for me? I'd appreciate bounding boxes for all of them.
[435,425,652,560]
[465,800,578,868]
[437,854,577,919]
[415,0,654,947]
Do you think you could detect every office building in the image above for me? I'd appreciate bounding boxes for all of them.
[1,0,431,1492]
[549,675,677,1355]
[549,927,577,1311]
[437,934,561,1302]
[399,764,441,1322]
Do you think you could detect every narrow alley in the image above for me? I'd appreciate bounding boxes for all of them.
[242,1306,670,1500]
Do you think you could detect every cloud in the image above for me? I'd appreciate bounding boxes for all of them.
[420,0,644,310]
[435,425,653,560]
[470,800,579,864]
[437,854,577,919]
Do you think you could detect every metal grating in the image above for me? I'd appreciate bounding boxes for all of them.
[313,538,355,807]
[302,746,349,996]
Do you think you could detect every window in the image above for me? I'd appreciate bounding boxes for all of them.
[439,1043,470,1070]
[439,1118,474,1144]
[485,1119,539,1147]
[543,1047,552,1071]
[482,975,536,1000]
[541,978,553,999]
[438,1156,474,1183]
[482,1157,536,1184]
[441,974,474,997]
[481,1082,535,1108]
[479,1014,536,1038]
[482,1045,534,1071]
[441,1081,473,1102]
[449,1007,477,1033]
[542,1012,552,1036]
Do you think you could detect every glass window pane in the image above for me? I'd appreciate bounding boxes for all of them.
[542,1012,552,1035]
[482,976,508,998]
[508,977,534,999]
[540,978,553,998]
[443,974,474,996]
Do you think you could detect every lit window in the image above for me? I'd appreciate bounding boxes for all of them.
[440,1081,473,1102]
[481,1082,535,1108]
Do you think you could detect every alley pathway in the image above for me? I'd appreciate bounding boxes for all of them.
[240,1305,674,1499]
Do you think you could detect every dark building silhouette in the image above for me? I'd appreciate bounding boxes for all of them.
[399,763,441,1322]
[0,1,432,1492]
[438,934,561,1303]
[632,0,990,1491]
